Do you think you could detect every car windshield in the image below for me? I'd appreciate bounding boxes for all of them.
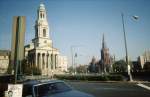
[22,84,33,97]
[34,82,72,97]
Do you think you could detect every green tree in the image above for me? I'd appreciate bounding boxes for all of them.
[32,67,41,75]
[6,63,13,74]
[68,66,74,74]
[113,60,127,73]
[22,59,41,75]
[23,66,41,75]
[76,65,87,74]
[143,62,150,72]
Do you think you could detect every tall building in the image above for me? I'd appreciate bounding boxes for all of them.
[137,49,150,70]
[143,49,150,62]
[101,34,111,73]
[88,56,99,73]
[11,16,26,75]
[58,56,68,72]
[88,34,112,74]
[25,3,61,75]
[138,56,145,69]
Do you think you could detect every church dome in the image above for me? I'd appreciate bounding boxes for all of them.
[39,3,45,10]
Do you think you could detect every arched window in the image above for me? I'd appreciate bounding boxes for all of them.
[40,13,42,18]
[43,29,46,37]
[43,14,45,18]
[36,28,38,37]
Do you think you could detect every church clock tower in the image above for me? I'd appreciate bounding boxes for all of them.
[25,3,60,75]
[33,3,52,48]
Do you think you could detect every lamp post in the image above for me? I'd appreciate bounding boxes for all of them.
[71,45,83,75]
[50,30,54,79]
[71,46,74,74]
[74,53,78,74]
[121,13,133,81]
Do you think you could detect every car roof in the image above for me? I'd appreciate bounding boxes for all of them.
[23,80,64,87]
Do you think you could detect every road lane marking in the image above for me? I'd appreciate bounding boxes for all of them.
[137,83,150,90]
[95,87,117,90]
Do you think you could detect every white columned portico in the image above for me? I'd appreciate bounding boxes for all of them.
[26,3,61,75]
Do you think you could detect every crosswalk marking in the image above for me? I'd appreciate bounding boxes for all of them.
[137,83,150,90]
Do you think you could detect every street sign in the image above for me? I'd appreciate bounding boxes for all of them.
[7,84,23,97]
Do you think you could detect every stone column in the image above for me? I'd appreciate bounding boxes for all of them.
[47,54,49,69]
[55,54,58,69]
[51,54,53,69]
[37,53,40,68]
[31,54,34,68]
[48,53,51,70]
[44,53,47,69]
[35,53,38,67]
[40,53,42,69]
[53,54,56,69]
[42,54,45,69]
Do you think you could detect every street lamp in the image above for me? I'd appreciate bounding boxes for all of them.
[74,53,78,74]
[121,13,139,81]
[71,45,83,75]
[50,30,54,79]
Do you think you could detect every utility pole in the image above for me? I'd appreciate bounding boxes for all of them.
[121,13,133,81]
[11,16,26,83]
[71,46,74,74]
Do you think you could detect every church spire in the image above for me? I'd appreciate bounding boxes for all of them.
[101,33,111,73]
[102,33,106,49]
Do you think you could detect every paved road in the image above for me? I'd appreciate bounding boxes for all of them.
[67,81,150,97]
[144,83,150,87]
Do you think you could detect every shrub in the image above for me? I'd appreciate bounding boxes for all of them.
[107,75,123,81]
[54,74,124,81]
[23,66,41,75]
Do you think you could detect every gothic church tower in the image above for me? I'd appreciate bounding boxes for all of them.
[101,34,111,73]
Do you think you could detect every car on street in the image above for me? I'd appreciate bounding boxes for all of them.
[22,80,94,97]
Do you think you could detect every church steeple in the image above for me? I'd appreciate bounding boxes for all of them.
[33,3,52,48]
[35,3,50,39]
[38,3,47,21]
[101,33,111,73]
[102,33,106,49]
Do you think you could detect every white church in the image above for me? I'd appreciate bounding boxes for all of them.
[25,3,68,75]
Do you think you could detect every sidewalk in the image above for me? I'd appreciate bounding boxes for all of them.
[64,79,150,84]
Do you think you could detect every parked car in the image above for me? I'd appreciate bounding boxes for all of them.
[22,80,94,97]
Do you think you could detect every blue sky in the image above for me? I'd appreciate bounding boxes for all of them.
[0,0,150,65]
